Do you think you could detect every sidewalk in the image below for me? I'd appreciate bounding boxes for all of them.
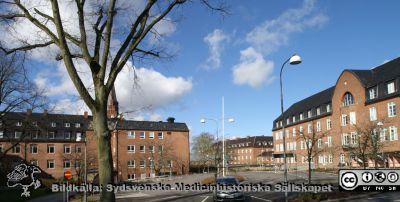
[27,192,76,202]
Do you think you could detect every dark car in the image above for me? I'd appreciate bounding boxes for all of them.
[213,176,245,201]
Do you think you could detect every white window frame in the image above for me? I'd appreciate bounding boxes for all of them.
[389,126,398,141]
[387,81,395,94]
[388,102,397,117]
[327,136,332,147]
[350,132,358,145]
[63,160,71,168]
[369,87,377,99]
[64,145,71,153]
[64,123,70,128]
[369,107,377,121]
[380,128,387,142]
[342,133,349,145]
[140,145,145,153]
[51,122,56,127]
[158,132,164,139]
[292,128,296,137]
[326,119,332,130]
[341,114,348,126]
[47,145,55,153]
[149,132,155,139]
[307,124,312,134]
[316,121,321,132]
[75,123,81,128]
[128,160,135,168]
[128,131,135,139]
[140,160,145,168]
[140,131,145,139]
[30,144,38,154]
[47,160,55,169]
[127,145,135,153]
[349,112,356,125]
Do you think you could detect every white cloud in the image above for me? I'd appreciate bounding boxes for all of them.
[232,47,274,88]
[202,29,229,70]
[50,99,90,115]
[114,64,193,114]
[245,0,328,54]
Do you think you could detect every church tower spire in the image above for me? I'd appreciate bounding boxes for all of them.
[107,86,119,118]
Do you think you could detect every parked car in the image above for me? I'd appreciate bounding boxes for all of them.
[213,176,245,201]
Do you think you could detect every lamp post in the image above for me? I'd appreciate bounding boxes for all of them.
[280,54,302,202]
[201,97,234,177]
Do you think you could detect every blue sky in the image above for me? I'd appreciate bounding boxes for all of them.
[6,0,400,141]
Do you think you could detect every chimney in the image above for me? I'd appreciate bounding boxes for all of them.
[167,117,175,123]
[84,111,88,119]
[26,109,32,116]
[43,109,48,116]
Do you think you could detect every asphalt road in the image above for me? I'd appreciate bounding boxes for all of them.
[115,171,339,202]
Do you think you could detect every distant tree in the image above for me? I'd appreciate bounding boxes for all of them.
[191,132,215,173]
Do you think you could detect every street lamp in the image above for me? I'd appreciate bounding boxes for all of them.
[280,54,301,202]
[201,98,235,177]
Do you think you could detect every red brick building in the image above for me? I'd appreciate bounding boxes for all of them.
[0,90,190,182]
[273,58,400,170]
[226,136,274,166]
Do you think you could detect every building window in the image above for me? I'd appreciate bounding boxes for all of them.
[12,145,20,153]
[16,121,22,127]
[299,126,304,134]
[316,121,321,132]
[327,136,332,147]
[51,122,56,127]
[127,145,135,153]
[75,160,81,168]
[48,131,55,139]
[31,131,38,139]
[350,132,358,145]
[149,132,154,139]
[380,128,387,142]
[0,131,3,138]
[342,133,349,145]
[275,132,280,140]
[307,124,312,134]
[292,128,296,137]
[47,160,55,169]
[140,160,145,168]
[64,123,70,127]
[75,123,81,128]
[149,145,154,153]
[128,160,135,168]
[15,131,22,139]
[47,144,55,153]
[140,132,145,139]
[389,126,398,141]
[64,160,71,168]
[349,112,356,125]
[326,104,331,112]
[140,145,145,153]
[326,119,332,130]
[341,114,348,126]
[300,113,303,120]
[369,87,377,99]
[76,132,82,141]
[317,139,322,148]
[128,174,135,180]
[30,144,38,154]
[369,107,377,121]
[286,118,290,125]
[64,145,71,153]
[64,131,71,139]
[158,145,163,153]
[307,110,312,118]
[343,92,354,106]
[328,154,333,163]
[158,132,163,139]
[128,131,135,139]
[388,102,397,117]
[317,107,321,115]
[387,81,396,94]
[340,154,345,164]
[75,145,82,153]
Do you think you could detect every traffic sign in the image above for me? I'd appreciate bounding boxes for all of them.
[64,170,72,180]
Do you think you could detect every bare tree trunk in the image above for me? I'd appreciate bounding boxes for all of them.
[308,159,312,184]
[93,109,115,202]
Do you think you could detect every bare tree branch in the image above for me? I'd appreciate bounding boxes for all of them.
[0,41,54,54]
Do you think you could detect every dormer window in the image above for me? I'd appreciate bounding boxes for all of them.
[326,104,331,112]
[65,123,70,128]
[286,118,290,125]
[387,81,396,94]
[307,110,312,118]
[75,123,81,128]
[292,116,296,123]
[343,92,354,106]
[16,121,22,126]
[369,87,377,99]
[316,107,321,115]
[51,122,56,127]
[299,113,303,121]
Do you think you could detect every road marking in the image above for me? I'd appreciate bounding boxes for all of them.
[116,192,148,199]
[201,196,209,202]
[251,195,272,202]
[147,195,179,202]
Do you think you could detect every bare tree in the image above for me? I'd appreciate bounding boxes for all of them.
[347,120,386,169]
[0,1,226,201]
[63,144,97,183]
[297,120,330,184]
